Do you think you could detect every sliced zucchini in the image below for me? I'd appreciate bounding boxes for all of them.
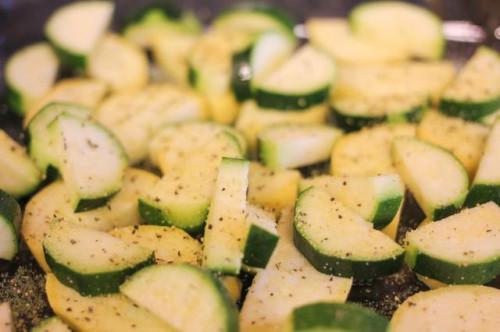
[213,3,295,38]
[44,222,154,296]
[203,158,249,275]
[466,119,500,206]
[123,2,201,48]
[306,18,408,65]
[0,190,21,262]
[22,169,157,272]
[236,100,327,151]
[255,45,335,110]
[232,31,296,101]
[389,286,500,332]
[240,208,352,332]
[301,174,404,229]
[27,102,91,175]
[405,202,500,284]
[330,123,416,176]
[120,264,239,332]
[45,1,114,69]
[48,114,128,212]
[5,42,59,115]
[32,316,71,332]
[287,302,388,332]
[0,303,13,332]
[417,110,489,177]
[45,274,175,332]
[248,162,301,215]
[96,85,207,164]
[24,78,108,127]
[392,138,469,220]
[109,225,201,266]
[331,95,426,132]
[87,34,148,92]
[440,47,500,121]
[350,1,444,59]
[258,125,342,170]
[243,205,279,269]
[294,187,404,279]
[333,62,455,101]
[0,130,42,198]
[479,108,500,126]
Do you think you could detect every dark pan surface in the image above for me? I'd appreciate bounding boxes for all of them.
[0,1,499,330]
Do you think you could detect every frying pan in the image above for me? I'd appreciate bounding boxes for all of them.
[0,1,499,331]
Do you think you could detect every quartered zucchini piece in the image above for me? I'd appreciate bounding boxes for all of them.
[120,264,239,332]
[87,34,148,92]
[350,1,445,59]
[203,158,249,275]
[306,18,408,65]
[294,187,404,279]
[5,42,59,115]
[0,190,21,262]
[301,174,404,230]
[46,274,176,332]
[331,95,426,132]
[44,222,154,296]
[32,316,71,332]
[258,124,342,169]
[440,47,500,121]
[254,46,335,110]
[405,202,500,284]
[389,286,500,332]
[287,302,388,332]
[331,123,416,176]
[417,110,489,177]
[466,119,500,206]
[48,114,128,212]
[45,1,114,69]
[392,138,469,220]
[0,130,42,198]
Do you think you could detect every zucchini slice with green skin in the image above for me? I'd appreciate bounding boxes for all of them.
[87,34,148,92]
[331,95,426,132]
[258,125,342,169]
[5,42,59,116]
[479,108,500,126]
[0,130,42,198]
[392,138,469,220]
[213,2,296,39]
[27,102,91,175]
[349,1,445,60]
[294,187,404,279]
[45,1,114,69]
[46,274,176,332]
[389,286,500,332]
[48,114,128,212]
[306,18,408,65]
[0,303,13,332]
[243,205,279,269]
[404,202,500,285]
[255,46,335,110]
[109,225,201,266]
[123,2,201,48]
[301,174,404,230]
[203,158,249,275]
[0,190,21,262]
[43,222,154,296]
[240,208,352,332]
[232,31,296,101]
[120,264,239,332]
[417,110,489,178]
[32,316,71,332]
[330,123,416,177]
[466,120,500,206]
[287,302,388,332]
[440,47,500,121]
